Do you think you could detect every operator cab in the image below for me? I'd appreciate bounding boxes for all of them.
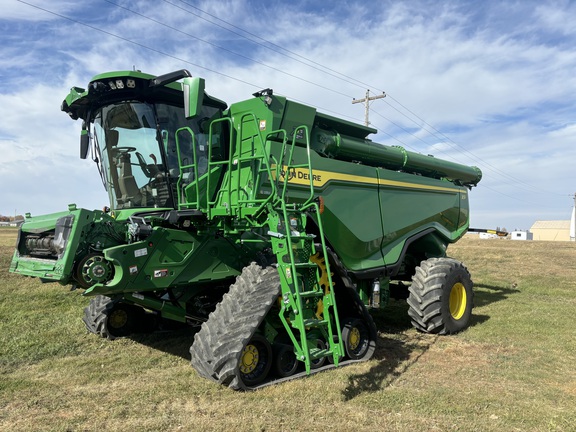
[62,70,227,211]
[93,101,219,210]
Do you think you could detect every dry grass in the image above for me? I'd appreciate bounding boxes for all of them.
[1,229,575,431]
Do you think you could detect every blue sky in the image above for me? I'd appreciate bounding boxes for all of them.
[1,0,576,231]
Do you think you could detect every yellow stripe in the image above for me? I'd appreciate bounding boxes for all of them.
[274,166,464,194]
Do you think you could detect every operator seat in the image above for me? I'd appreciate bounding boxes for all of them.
[108,130,143,206]
[118,153,144,206]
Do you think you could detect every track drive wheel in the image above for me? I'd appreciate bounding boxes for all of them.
[408,257,473,334]
[82,295,147,340]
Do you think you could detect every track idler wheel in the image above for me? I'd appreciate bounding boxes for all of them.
[273,343,299,378]
[239,334,273,386]
[342,317,372,360]
[190,263,281,390]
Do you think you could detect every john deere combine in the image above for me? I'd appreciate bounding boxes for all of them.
[10,69,482,389]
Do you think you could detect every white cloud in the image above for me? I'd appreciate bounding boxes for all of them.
[0,0,79,21]
[1,0,576,230]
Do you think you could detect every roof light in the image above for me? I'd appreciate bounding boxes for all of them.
[108,81,117,90]
[127,79,136,88]
[115,79,124,89]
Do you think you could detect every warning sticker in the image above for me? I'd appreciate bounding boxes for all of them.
[129,265,138,275]
[259,120,266,131]
[134,248,147,258]
[154,269,169,278]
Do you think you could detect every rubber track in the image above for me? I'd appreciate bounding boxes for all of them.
[407,257,472,334]
[190,263,281,390]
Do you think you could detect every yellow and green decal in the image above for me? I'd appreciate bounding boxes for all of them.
[274,166,467,195]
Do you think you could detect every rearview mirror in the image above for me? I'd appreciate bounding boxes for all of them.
[183,77,205,119]
[80,129,90,159]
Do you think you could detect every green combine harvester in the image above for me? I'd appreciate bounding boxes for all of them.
[10,70,482,389]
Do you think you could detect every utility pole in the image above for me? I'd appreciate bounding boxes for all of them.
[352,89,386,126]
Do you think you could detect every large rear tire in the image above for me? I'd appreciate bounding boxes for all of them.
[407,257,473,334]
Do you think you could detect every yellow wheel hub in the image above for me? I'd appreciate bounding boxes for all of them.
[240,344,259,374]
[449,282,467,320]
[348,327,361,350]
[109,309,128,329]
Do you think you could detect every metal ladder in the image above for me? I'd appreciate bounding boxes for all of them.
[267,125,344,373]
[175,117,344,372]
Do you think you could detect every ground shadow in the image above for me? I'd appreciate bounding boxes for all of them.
[124,282,518,394]
[342,332,438,401]
[473,283,520,308]
[129,326,197,360]
[371,300,412,332]
[342,282,519,400]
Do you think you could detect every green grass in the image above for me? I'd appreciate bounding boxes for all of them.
[1,231,575,431]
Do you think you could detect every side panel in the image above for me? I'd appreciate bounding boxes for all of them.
[269,142,468,274]
[272,143,386,271]
[86,229,243,296]
[377,168,467,266]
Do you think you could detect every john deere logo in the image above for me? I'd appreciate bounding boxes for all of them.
[280,168,323,184]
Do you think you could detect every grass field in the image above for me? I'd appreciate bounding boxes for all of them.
[1,227,575,431]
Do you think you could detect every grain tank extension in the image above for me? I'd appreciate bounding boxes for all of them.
[10,69,482,389]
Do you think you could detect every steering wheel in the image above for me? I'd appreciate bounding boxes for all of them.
[115,146,136,154]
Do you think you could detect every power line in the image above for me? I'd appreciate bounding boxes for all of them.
[16,0,260,89]
[163,0,561,198]
[16,0,567,202]
[104,0,354,99]
[163,0,375,92]
[375,95,565,196]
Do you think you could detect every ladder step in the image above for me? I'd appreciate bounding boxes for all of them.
[302,318,329,327]
[293,262,317,269]
[299,290,323,298]
[309,347,332,360]
[288,233,316,240]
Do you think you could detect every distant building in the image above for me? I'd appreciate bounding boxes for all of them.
[478,232,499,239]
[571,207,575,242]
[530,220,571,241]
[510,230,532,241]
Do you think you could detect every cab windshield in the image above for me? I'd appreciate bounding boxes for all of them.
[92,101,218,210]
